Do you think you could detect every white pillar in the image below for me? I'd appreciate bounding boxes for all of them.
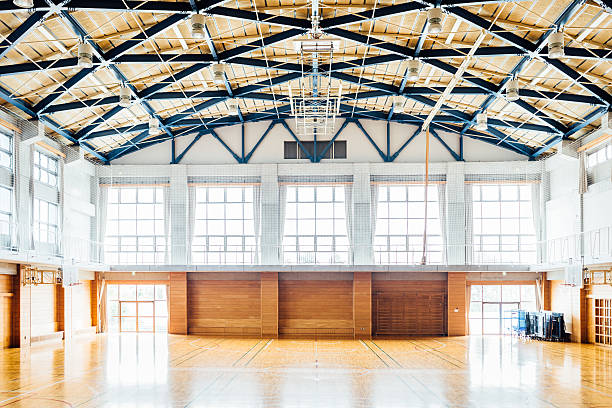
[260,164,280,265]
[169,165,188,264]
[446,162,466,265]
[352,164,373,265]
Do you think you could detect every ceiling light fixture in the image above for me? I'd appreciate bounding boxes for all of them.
[119,86,131,108]
[392,95,405,114]
[13,0,33,8]
[428,8,443,34]
[475,112,487,131]
[548,30,564,59]
[77,42,93,68]
[406,59,420,82]
[211,63,226,85]
[506,78,520,101]
[191,14,205,39]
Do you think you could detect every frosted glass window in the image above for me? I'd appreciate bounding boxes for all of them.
[0,132,11,169]
[105,187,167,265]
[472,184,536,264]
[191,186,257,264]
[374,184,443,265]
[283,185,348,264]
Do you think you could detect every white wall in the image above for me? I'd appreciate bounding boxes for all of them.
[112,120,527,165]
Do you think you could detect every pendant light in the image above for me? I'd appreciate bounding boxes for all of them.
[13,0,33,8]
[392,95,405,114]
[212,63,226,85]
[191,14,205,39]
[77,42,93,68]
[506,79,520,101]
[548,30,564,59]
[119,86,131,108]
[475,113,487,131]
[406,59,420,82]
[428,8,443,34]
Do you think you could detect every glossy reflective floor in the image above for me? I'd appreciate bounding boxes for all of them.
[0,334,611,407]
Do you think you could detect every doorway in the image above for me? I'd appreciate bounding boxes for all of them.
[107,284,168,333]
[469,284,536,335]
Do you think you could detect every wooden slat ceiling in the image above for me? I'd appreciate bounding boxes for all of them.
[0,0,610,160]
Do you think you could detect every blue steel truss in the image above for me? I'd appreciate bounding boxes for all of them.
[0,0,608,163]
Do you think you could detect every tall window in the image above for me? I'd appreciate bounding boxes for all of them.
[0,132,13,248]
[283,185,348,264]
[468,284,536,335]
[0,132,11,169]
[33,198,59,247]
[105,187,167,264]
[191,185,256,264]
[33,150,59,187]
[0,186,11,247]
[472,184,536,264]
[374,184,442,264]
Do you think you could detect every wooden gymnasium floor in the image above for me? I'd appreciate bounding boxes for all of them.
[0,335,610,407]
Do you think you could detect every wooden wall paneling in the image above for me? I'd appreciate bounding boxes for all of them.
[542,274,551,311]
[353,272,371,339]
[0,274,12,348]
[90,279,98,328]
[169,272,187,334]
[550,280,589,343]
[188,280,261,336]
[279,280,354,337]
[448,273,467,336]
[11,266,25,347]
[261,272,278,338]
[372,280,446,336]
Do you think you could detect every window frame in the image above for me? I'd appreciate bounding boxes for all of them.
[373,183,443,265]
[33,197,59,247]
[471,183,537,265]
[282,184,349,264]
[190,185,257,265]
[104,186,167,265]
[0,131,12,170]
[32,149,59,187]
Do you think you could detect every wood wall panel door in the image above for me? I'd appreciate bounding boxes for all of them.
[373,281,446,336]
[187,280,261,336]
[278,280,353,336]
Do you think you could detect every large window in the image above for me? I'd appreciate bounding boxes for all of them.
[283,185,349,264]
[105,187,167,265]
[33,150,59,187]
[33,198,59,247]
[374,184,443,264]
[469,284,536,335]
[0,186,11,247]
[106,284,168,332]
[191,185,257,264]
[472,184,536,264]
[0,132,11,169]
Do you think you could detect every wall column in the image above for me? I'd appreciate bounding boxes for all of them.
[170,166,188,264]
[260,272,278,338]
[447,272,467,336]
[260,165,281,265]
[62,286,73,341]
[168,272,187,334]
[12,265,30,347]
[352,164,373,265]
[446,162,466,265]
[353,272,371,339]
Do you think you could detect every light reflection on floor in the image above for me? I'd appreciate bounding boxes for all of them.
[0,334,610,407]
